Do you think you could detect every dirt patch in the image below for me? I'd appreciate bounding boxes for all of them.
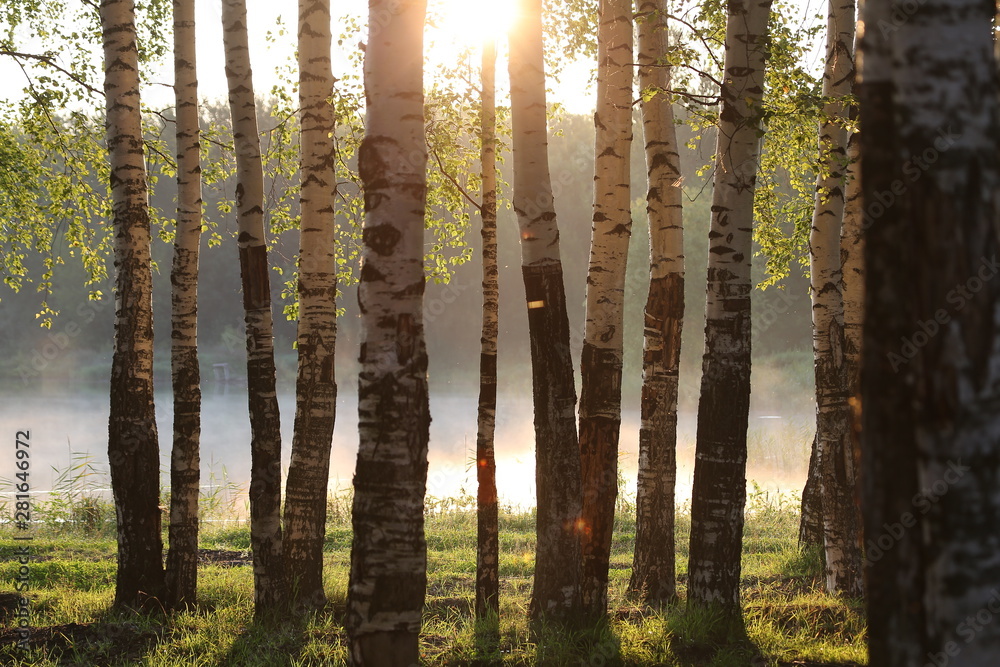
[424,595,473,616]
[197,548,251,567]
[0,592,22,624]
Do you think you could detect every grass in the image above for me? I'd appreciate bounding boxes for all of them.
[0,480,866,666]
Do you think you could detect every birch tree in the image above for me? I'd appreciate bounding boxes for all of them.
[101,0,165,610]
[686,0,772,623]
[283,0,338,613]
[840,130,862,530]
[840,116,862,534]
[222,0,285,613]
[475,37,500,623]
[165,0,202,611]
[841,132,862,397]
[801,0,863,595]
[509,0,584,624]
[859,0,1000,661]
[345,0,430,662]
[629,0,684,607]
[579,0,633,619]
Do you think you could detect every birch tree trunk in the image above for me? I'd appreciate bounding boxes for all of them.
[629,0,684,607]
[165,0,202,611]
[802,0,863,595]
[475,37,500,624]
[841,132,863,394]
[860,0,1000,662]
[579,0,633,619]
[841,130,863,527]
[283,0,338,613]
[509,0,584,625]
[799,435,823,545]
[345,0,429,662]
[101,0,165,611]
[686,0,771,624]
[222,0,285,614]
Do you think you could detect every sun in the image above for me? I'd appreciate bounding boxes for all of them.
[426,0,519,52]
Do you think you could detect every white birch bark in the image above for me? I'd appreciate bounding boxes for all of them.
[475,37,500,623]
[509,0,584,623]
[221,0,285,614]
[860,0,1000,662]
[686,0,772,619]
[345,0,430,662]
[283,0,338,613]
[630,0,685,606]
[101,0,165,610]
[805,0,863,596]
[579,0,633,618]
[166,0,202,611]
[840,128,863,575]
[841,131,863,388]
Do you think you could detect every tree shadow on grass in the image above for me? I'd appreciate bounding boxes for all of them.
[532,616,624,667]
[220,613,310,667]
[662,604,863,667]
[219,590,348,667]
[0,600,168,666]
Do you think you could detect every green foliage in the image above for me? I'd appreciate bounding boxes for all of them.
[0,118,45,293]
[658,0,828,290]
[0,0,171,323]
[753,2,825,288]
[424,78,478,283]
[0,103,112,325]
[543,0,598,75]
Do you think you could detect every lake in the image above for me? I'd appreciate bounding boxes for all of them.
[0,380,814,514]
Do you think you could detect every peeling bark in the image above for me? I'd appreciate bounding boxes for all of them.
[101,0,165,611]
[801,0,863,596]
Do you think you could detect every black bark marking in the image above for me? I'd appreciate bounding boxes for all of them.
[239,244,270,310]
[363,224,402,256]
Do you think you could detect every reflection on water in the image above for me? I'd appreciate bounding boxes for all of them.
[0,381,814,511]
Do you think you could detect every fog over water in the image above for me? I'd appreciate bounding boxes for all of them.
[0,107,818,516]
[0,380,812,513]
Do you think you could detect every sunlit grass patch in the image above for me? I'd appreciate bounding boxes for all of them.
[745,588,866,665]
[0,474,866,666]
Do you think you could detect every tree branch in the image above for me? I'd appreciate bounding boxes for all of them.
[663,13,725,73]
[638,85,722,107]
[0,49,104,97]
[428,142,481,213]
